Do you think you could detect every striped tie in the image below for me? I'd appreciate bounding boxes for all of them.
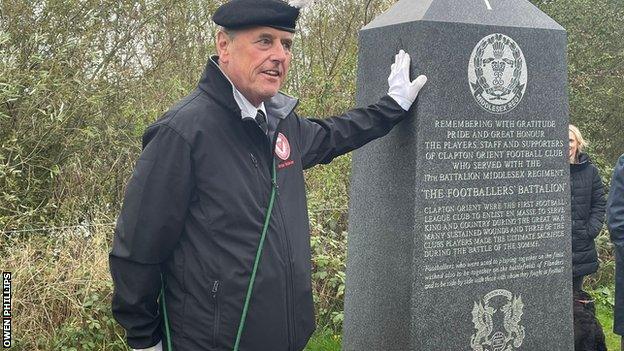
[256,110,268,135]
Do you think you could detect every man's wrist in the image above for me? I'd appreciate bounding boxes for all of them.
[387,93,412,111]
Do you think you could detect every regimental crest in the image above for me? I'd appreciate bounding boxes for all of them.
[275,132,291,160]
[468,33,527,114]
[471,289,525,351]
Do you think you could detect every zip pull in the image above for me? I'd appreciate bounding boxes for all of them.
[250,154,258,168]
[212,280,220,298]
[272,179,279,196]
[271,159,279,196]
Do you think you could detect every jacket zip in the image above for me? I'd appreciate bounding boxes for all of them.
[247,111,297,350]
[212,280,220,348]
[274,196,297,350]
[250,153,263,201]
[269,120,296,351]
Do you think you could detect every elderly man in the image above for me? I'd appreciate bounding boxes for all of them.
[109,0,426,350]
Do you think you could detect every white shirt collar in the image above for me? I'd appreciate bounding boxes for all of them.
[232,87,267,120]
[216,63,267,120]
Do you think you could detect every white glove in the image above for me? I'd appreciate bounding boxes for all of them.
[387,49,427,111]
[133,340,163,351]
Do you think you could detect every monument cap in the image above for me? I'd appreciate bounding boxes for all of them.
[213,0,308,33]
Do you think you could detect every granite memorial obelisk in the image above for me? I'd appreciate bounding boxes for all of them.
[343,0,572,350]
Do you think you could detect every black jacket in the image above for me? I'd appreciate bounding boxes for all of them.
[608,154,624,335]
[109,57,407,351]
[570,153,606,277]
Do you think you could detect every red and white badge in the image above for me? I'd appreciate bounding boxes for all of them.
[275,133,291,160]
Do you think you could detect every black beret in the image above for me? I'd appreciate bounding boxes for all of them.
[213,0,300,33]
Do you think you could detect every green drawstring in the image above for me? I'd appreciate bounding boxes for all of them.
[234,159,277,351]
[160,159,277,351]
[160,278,173,351]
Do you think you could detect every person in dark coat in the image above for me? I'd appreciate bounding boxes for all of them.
[569,124,606,292]
[608,154,624,350]
[108,1,427,350]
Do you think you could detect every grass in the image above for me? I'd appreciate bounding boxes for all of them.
[304,329,341,351]
[3,227,127,350]
[595,293,620,351]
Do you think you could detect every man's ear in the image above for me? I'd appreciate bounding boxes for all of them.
[216,31,231,63]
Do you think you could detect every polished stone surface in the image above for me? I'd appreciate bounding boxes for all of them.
[343,1,571,350]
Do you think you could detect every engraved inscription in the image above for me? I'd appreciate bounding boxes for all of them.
[419,114,567,290]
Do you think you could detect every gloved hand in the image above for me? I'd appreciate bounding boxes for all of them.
[387,49,427,111]
[133,340,162,351]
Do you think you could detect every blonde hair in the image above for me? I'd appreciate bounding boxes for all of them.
[569,124,588,154]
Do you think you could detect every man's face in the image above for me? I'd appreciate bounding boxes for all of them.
[217,26,294,106]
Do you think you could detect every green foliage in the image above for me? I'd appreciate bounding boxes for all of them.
[0,0,218,231]
[303,328,342,351]
[2,228,127,351]
[531,0,624,168]
[288,0,394,116]
[306,154,351,332]
[2,0,623,349]
[51,289,127,351]
[1,0,397,346]
[590,229,616,287]
[531,1,624,319]
[590,285,619,351]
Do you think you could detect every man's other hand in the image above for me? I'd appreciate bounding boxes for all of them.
[387,49,427,111]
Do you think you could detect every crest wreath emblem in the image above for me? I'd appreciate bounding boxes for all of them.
[275,133,291,161]
[470,289,525,351]
[468,33,527,114]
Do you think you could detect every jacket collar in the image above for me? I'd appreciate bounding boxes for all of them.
[570,152,590,173]
[266,91,298,120]
[198,56,298,120]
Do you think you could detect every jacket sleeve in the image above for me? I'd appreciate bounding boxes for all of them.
[609,155,624,245]
[109,123,193,349]
[296,95,407,170]
[586,165,606,239]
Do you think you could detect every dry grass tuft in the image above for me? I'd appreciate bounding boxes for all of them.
[3,225,126,350]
